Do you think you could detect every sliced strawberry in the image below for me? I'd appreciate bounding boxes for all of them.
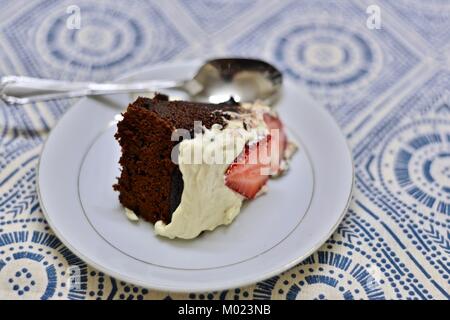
[225,137,271,199]
[225,114,289,198]
[263,113,287,173]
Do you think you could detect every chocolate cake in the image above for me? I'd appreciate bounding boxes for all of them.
[114,94,296,239]
[113,94,239,225]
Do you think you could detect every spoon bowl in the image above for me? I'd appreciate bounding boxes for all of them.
[190,58,282,105]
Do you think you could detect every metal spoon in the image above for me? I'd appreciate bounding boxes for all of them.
[0,58,282,106]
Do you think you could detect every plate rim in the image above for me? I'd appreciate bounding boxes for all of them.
[36,60,355,292]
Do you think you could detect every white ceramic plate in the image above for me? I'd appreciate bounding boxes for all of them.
[37,60,353,292]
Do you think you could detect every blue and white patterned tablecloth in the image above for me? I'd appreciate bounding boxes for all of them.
[0,0,449,300]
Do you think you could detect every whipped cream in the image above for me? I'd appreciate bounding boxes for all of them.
[154,122,254,239]
[124,208,139,222]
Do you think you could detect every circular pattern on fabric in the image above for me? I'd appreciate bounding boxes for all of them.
[273,23,382,92]
[0,230,87,299]
[251,249,387,300]
[35,6,145,72]
[31,2,185,80]
[379,119,450,219]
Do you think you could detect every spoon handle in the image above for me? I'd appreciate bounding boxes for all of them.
[0,76,185,104]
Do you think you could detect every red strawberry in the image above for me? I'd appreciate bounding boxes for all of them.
[225,137,271,199]
[263,113,287,173]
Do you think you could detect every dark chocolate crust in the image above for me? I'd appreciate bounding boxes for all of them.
[113,94,239,224]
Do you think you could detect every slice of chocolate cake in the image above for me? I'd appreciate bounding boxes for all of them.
[114,94,239,224]
[114,94,296,239]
